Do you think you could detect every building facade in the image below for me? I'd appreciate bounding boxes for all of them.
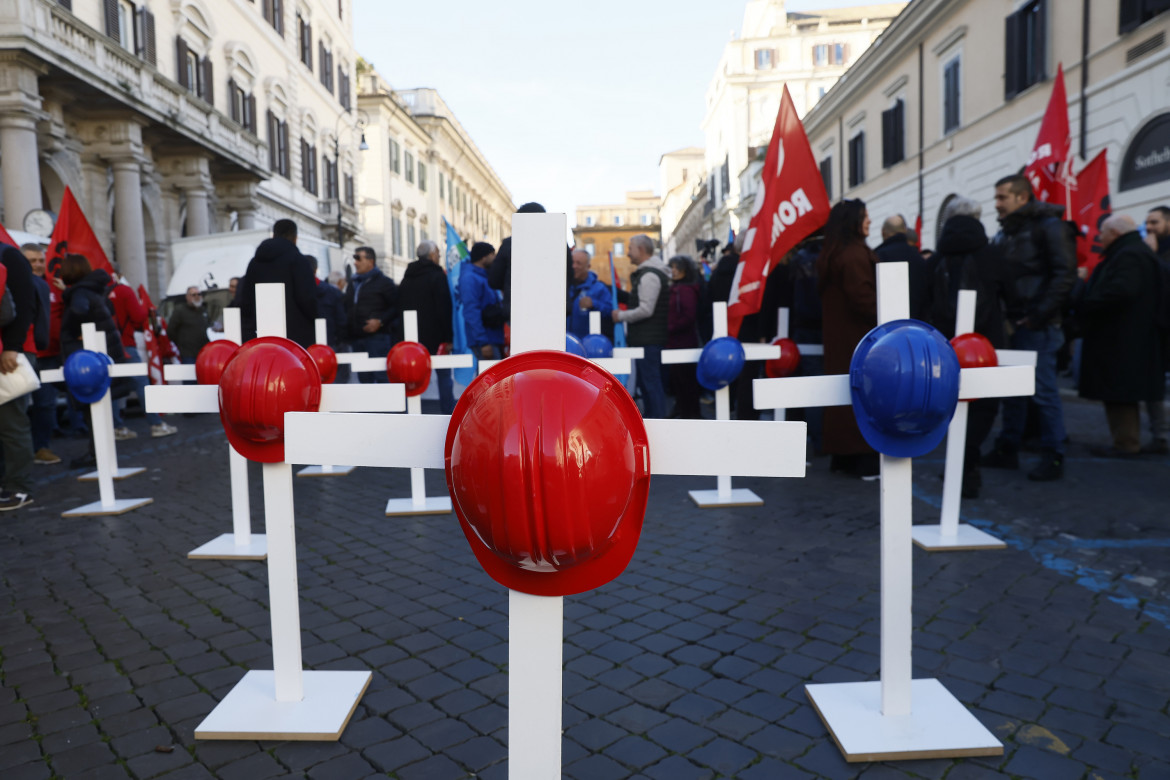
[797,0,1170,249]
[658,146,705,259]
[0,0,363,295]
[357,67,514,281]
[572,190,661,289]
[688,0,905,255]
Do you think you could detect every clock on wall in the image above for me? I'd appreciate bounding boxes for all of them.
[23,209,55,238]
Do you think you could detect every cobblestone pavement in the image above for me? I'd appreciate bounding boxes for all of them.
[2,394,1168,779]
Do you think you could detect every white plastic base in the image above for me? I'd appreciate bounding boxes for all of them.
[911,524,1007,551]
[384,495,452,516]
[687,488,764,508]
[78,466,146,482]
[806,679,1003,763]
[194,669,371,741]
[188,533,269,560]
[296,465,355,478]
[62,497,153,517]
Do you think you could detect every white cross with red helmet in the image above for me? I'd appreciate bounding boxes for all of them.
[285,213,808,777]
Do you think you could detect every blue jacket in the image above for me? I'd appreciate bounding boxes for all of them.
[459,263,504,347]
[566,271,614,338]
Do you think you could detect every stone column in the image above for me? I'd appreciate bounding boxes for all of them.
[185,186,211,236]
[236,206,259,231]
[111,157,148,288]
[0,112,42,227]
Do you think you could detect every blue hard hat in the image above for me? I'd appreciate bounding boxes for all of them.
[565,333,586,357]
[582,333,613,359]
[696,336,746,391]
[849,320,960,458]
[64,349,112,404]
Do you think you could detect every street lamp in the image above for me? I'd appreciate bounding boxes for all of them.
[335,110,369,250]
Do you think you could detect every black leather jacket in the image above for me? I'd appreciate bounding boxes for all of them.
[993,200,1077,327]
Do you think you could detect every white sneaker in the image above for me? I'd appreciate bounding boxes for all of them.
[151,422,178,438]
[113,427,137,440]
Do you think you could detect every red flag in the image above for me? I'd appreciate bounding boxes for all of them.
[1024,64,1072,214]
[46,187,113,282]
[0,222,16,247]
[139,284,178,380]
[1073,150,1110,277]
[913,215,923,249]
[728,86,830,337]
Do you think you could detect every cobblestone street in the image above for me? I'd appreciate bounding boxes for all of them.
[2,395,1168,779]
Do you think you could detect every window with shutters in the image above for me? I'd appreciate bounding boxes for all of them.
[324,155,338,200]
[338,65,351,110]
[392,217,403,256]
[848,133,865,188]
[418,161,427,192]
[438,171,445,200]
[721,157,730,199]
[942,55,961,134]
[613,240,625,257]
[407,223,416,255]
[57,0,72,9]
[344,174,354,207]
[267,111,290,177]
[613,214,623,226]
[175,36,213,104]
[754,49,774,70]
[881,99,905,168]
[1005,0,1047,99]
[301,139,318,194]
[404,150,415,184]
[389,138,401,174]
[263,0,284,35]
[297,14,312,69]
[820,157,833,201]
[116,0,134,51]
[319,42,334,92]
[1120,0,1170,33]
[228,80,257,133]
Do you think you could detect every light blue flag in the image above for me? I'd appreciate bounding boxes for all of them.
[444,219,475,386]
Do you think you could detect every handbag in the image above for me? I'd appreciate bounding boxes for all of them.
[0,353,41,405]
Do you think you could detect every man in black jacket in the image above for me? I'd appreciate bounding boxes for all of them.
[398,240,454,411]
[984,174,1077,481]
[345,246,398,384]
[238,219,318,347]
[1143,206,1170,453]
[0,243,38,510]
[875,215,930,320]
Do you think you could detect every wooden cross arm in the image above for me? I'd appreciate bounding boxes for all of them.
[613,347,644,359]
[661,344,780,366]
[432,354,474,369]
[996,349,1037,367]
[335,352,370,365]
[165,364,195,382]
[146,384,407,415]
[284,413,807,478]
[479,357,633,375]
[40,363,146,383]
[959,365,1034,399]
[644,419,806,477]
[40,368,64,383]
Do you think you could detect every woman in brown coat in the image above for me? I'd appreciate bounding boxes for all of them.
[816,199,879,478]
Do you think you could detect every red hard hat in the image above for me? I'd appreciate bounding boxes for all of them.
[218,337,322,463]
[445,351,651,597]
[307,343,338,384]
[387,341,431,396]
[196,340,240,385]
[950,333,998,369]
[764,337,801,378]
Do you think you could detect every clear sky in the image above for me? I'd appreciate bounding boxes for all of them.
[353,1,884,233]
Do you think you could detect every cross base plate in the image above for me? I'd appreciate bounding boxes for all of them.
[911,524,1006,551]
[806,679,1003,763]
[62,497,153,518]
[296,465,355,478]
[78,466,146,482]
[688,488,764,508]
[385,496,452,516]
[188,533,268,560]
[195,669,371,741]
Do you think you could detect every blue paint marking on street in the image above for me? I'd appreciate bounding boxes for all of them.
[912,486,1170,631]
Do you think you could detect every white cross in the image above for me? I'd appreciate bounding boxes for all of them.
[752,263,1009,762]
[661,302,780,507]
[285,213,808,777]
[41,323,153,517]
[150,284,403,741]
[145,310,266,560]
[912,290,1035,551]
[295,318,372,478]
[771,306,822,421]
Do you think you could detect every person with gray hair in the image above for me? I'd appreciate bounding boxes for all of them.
[613,234,670,418]
[399,239,455,411]
[1076,214,1166,456]
[875,213,929,319]
[940,196,982,225]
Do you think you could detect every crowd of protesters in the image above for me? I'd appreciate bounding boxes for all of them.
[2,183,1165,511]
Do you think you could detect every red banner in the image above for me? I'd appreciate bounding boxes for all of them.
[1024,64,1072,214]
[0,222,16,247]
[138,284,176,384]
[728,86,830,337]
[46,187,113,281]
[1073,150,1110,277]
